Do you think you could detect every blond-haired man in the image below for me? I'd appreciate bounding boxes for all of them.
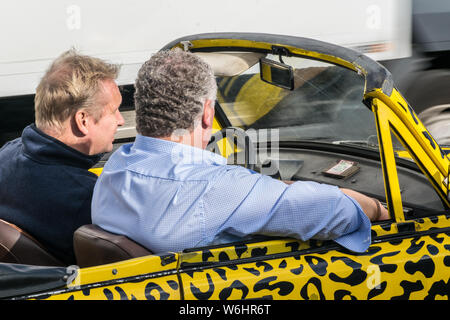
[0,50,124,265]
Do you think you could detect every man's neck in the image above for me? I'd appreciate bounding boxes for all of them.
[159,126,207,150]
[39,124,90,155]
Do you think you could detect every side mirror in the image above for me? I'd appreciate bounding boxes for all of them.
[259,58,294,90]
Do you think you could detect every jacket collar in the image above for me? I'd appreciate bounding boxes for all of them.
[21,124,101,169]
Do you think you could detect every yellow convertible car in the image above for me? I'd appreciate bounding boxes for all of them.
[0,33,449,301]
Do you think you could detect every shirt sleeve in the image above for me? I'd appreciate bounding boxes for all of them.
[203,165,372,253]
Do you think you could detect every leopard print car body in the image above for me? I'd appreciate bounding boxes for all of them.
[23,215,448,300]
[180,232,450,300]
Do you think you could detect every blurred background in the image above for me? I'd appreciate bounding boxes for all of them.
[1,0,450,145]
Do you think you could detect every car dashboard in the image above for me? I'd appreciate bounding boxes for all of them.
[253,144,445,217]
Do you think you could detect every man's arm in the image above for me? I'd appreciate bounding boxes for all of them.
[339,188,390,221]
[283,181,390,221]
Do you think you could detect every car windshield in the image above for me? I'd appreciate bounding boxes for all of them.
[216,54,387,149]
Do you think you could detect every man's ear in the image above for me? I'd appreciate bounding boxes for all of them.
[202,99,215,129]
[74,109,90,135]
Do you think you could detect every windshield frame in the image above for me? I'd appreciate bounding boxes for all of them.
[161,32,450,219]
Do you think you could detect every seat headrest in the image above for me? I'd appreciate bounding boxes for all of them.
[73,224,152,268]
[0,219,64,266]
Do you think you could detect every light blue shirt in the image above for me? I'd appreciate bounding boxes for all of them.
[91,135,372,254]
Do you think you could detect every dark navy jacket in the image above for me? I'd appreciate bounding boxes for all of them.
[0,124,101,265]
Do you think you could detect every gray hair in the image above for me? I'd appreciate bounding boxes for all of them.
[134,48,217,137]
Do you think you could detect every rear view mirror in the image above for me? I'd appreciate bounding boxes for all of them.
[259,58,294,90]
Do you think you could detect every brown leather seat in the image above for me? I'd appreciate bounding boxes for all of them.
[0,219,64,266]
[73,224,152,268]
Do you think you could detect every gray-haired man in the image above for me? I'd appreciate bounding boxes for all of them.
[91,48,388,255]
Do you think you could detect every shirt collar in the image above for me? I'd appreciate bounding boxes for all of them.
[21,124,102,169]
[133,134,227,166]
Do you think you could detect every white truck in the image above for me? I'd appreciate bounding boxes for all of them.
[6,0,449,145]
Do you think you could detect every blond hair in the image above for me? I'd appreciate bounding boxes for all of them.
[34,49,120,132]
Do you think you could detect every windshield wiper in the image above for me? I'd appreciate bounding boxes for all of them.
[297,136,334,141]
[332,140,379,148]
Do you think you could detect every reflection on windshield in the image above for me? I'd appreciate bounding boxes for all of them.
[217,56,385,150]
